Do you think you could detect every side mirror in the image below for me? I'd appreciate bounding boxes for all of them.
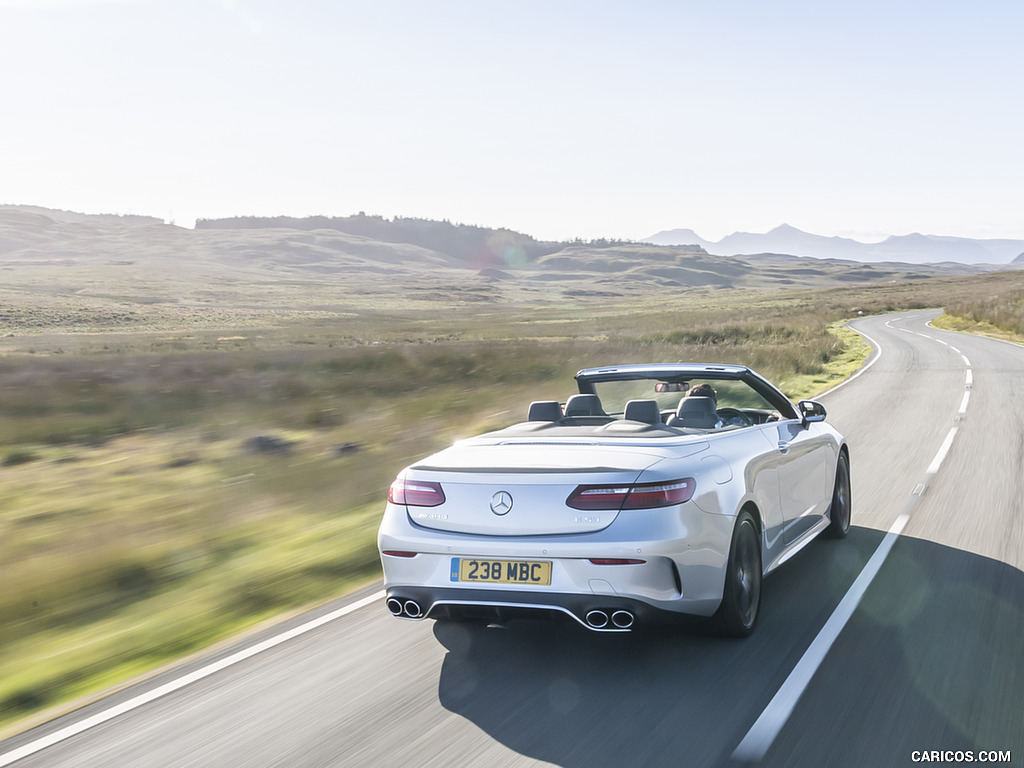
[798,400,827,426]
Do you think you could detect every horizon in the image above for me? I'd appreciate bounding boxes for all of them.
[1,1,1022,243]
[6,202,1024,248]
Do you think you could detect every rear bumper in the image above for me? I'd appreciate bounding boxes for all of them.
[383,585,711,632]
[378,499,736,629]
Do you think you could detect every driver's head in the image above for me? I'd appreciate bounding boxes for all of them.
[687,383,717,403]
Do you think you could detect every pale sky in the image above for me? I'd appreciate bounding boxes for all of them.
[2,0,1022,242]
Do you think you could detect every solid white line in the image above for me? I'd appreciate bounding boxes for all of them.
[926,427,959,476]
[816,324,882,399]
[732,514,910,762]
[0,591,385,767]
[736,310,972,762]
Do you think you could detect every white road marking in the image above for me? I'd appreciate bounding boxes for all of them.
[962,354,971,367]
[735,313,972,762]
[0,591,385,767]
[733,514,910,762]
[965,369,973,388]
[816,324,882,398]
[926,427,959,476]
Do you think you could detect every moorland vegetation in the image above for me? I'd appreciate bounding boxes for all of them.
[1,213,1023,733]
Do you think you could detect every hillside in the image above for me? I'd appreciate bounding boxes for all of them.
[0,206,1015,333]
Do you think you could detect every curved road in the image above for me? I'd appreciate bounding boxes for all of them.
[2,310,1022,767]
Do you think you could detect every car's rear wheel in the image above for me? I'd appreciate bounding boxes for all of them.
[713,510,761,637]
[825,452,851,538]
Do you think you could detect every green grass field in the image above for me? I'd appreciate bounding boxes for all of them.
[2,269,1023,734]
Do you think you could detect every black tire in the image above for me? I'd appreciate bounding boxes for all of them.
[713,510,762,637]
[825,452,851,539]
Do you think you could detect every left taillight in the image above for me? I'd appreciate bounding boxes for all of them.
[566,478,695,510]
[388,478,446,507]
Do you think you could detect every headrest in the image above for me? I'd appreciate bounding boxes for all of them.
[527,400,562,422]
[674,396,718,428]
[563,394,606,417]
[623,399,662,425]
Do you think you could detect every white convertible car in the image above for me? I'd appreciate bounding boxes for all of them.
[378,363,850,636]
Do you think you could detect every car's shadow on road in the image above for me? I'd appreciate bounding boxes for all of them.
[433,528,1024,768]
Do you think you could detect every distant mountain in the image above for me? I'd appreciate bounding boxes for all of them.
[644,229,715,251]
[644,224,1024,265]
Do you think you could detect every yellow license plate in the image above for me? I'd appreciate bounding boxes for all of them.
[450,558,552,585]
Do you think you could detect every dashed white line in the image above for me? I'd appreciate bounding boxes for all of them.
[965,369,973,388]
[959,391,971,415]
[926,427,959,476]
[0,591,385,767]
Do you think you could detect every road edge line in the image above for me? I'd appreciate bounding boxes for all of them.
[731,514,909,762]
[0,591,385,767]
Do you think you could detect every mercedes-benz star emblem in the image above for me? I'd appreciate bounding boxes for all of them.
[489,491,513,516]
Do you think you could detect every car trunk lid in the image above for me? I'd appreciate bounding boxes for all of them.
[402,439,704,536]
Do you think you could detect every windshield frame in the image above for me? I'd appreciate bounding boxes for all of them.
[574,363,800,420]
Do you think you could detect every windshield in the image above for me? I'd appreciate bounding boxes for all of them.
[589,377,778,415]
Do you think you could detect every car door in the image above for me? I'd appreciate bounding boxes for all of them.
[775,420,832,544]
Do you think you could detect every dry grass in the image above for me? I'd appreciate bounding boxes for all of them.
[2,268,1021,731]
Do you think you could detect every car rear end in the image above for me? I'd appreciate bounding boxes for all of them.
[378,437,733,631]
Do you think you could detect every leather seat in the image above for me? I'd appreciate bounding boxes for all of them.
[667,397,719,429]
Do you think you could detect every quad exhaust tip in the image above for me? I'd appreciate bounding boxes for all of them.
[585,608,635,630]
[611,610,635,629]
[388,597,634,629]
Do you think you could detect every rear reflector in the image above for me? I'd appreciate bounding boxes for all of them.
[567,478,695,510]
[381,551,418,558]
[588,558,646,565]
[388,478,446,507]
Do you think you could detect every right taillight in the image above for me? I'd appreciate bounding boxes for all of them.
[388,478,446,507]
[566,478,695,510]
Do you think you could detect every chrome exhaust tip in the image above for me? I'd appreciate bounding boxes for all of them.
[585,609,609,629]
[403,600,423,618]
[611,610,635,629]
[386,597,404,616]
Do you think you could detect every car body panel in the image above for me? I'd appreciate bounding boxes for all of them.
[378,363,848,632]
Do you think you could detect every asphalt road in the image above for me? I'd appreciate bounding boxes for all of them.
[2,310,1022,768]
